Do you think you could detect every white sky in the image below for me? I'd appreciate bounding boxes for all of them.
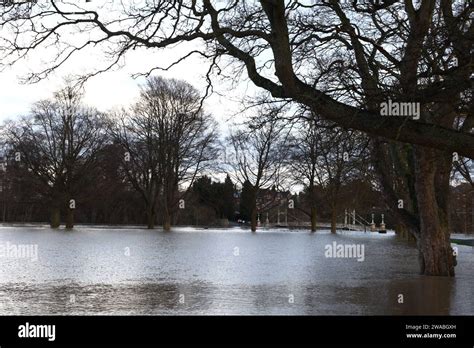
[0,0,278,132]
[0,38,255,134]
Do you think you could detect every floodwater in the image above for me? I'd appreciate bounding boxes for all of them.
[0,225,472,315]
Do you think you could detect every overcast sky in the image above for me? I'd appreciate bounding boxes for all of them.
[0,37,256,134]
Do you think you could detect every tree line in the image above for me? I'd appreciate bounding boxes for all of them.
[0,76,381,232]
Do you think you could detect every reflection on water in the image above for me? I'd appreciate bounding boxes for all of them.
[0,226,472,315]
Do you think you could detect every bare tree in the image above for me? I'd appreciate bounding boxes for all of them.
[287,120,320,232]
[289,116,369,233]
[314,126,369,234]
[4,83,107,228]
[0,0,472,275]
[111,76,219,230]
[228,111,287,232]
[109,108,162,229]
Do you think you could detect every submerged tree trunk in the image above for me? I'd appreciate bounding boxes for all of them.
[65,207,74,229]
[311,206,317,232]
[330,203,337,234]
[162,204,171,231]
[163,216,171,231]
[146,205,156,229]
[50,206,60,229]
[414,146,455,276]
[250,205,257,232]
[395,223,416,242]
[249,188,258,232]
[309,183,317,232]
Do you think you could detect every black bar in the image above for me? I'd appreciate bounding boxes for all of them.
[0,316,472,346]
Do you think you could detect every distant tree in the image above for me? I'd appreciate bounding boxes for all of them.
[109,108,162,229]
[239,180,254,222]
[193,176,217,217]
[315,125,369,233]
[228,111,288,232]
[287,119,319,232]
[111,76,219,230]
[0,149,45,223]
[4,83,107,229]
[288,116,369,233]
[80,143,141,225]
[222,174,235,220]
[193,174,235,223]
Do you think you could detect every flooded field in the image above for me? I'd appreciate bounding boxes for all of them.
[0,225,472,315]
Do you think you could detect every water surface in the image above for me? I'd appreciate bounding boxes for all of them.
[0,226,472,315]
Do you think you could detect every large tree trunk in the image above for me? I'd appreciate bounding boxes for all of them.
[414,146,455,276]
[50,206,60,229]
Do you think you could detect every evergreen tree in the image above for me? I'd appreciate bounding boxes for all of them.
[222,174,235,220]
[239,180,254,221]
